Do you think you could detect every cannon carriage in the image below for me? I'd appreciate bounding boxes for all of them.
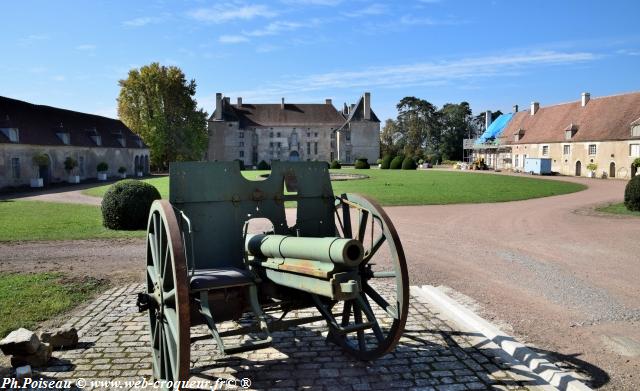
[137,161,409,385]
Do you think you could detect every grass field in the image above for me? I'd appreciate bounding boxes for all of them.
[0,200,144,241]
[596,202,640,217]
[83,169,586,205]
[0,272,106,337]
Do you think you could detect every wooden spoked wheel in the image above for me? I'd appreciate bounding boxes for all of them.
[330,193,410,360]
[146,200,190,388]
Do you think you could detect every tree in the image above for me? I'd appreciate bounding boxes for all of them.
[117,63,208,170]
[438,102,473,161]
[380,119,400,156]
[395,97,439,155]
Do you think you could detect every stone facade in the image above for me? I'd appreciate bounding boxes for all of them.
[0,96,149,189]
[207,93,380,166]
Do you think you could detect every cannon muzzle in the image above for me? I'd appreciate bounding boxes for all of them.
[245,234,364,267]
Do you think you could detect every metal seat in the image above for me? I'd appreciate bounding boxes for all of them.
[190,267,253,291]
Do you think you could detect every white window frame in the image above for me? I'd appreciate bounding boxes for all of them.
[563,145,570,155]
[588,144,596,156]
[630,144,640,157]
[514,155,519,167]
[542,145,549,156]
[632,125,640,137]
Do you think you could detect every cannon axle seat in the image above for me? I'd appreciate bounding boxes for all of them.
[190,267,253,291]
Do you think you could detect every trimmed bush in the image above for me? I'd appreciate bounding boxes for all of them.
[64,157,78,173]
[97,162,108,172]
[101,180,161,230]
[376,158,383,165]
[330,160,342,169]
[390,156,404,170]
[380,155,393,169]
[624,176,640,211]
[354,158,370,169]
[401,156,417,170]
[118,166,127,174]
[257,160,270,170]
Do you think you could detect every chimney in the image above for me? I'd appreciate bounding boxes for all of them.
[215,93,223,120]
[281,97,285,110]
[485,110,492,130]
[343,103,348,115]
[237,97,242,107]
[363,92,371,120]
[581,92,590,107]
[530,101,539,116]
[325,98,332,105]
[513,104,519,113]
[224,97,230,106]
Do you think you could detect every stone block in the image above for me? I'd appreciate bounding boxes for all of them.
[11,342,52,368]
[0,328,41,355]
[40,327,79,348]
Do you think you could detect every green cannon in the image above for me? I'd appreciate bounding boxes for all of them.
[137,161,409,388]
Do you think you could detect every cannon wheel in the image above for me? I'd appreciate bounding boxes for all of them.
[146,200,190,386]
[329,193,410,360]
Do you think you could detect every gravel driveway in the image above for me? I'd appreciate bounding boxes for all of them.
[1,174,638,389]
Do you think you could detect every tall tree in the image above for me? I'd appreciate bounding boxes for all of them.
[438,102,473,161]
[380,119,401,156]
[117,63,208,169]
[395,97,439,155]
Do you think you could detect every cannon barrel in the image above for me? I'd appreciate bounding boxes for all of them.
[245,234,364,267]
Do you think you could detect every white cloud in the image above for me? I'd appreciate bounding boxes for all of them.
[342,3,387,18]
[76,44,96,51]
[18,34,50,46]
[399,15,462,26]
[187,5,276,24]
[123,16,166,27]
[256,44,281,53]
[244,21,304,37]
[281,0,343,5]
[616,48,640,56]
[52,75,66,82]
[224,50,598,100]
[219,35,250,44]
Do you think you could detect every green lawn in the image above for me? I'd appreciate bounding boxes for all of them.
[0,200,144,241]
[596,202,640,217]
[0,272,106,337]
[83,169,586,205]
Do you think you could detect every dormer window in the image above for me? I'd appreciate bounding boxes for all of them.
[57,132,70,145]
[135,138,143,148]
[632,124,640,137]
[117,136,126,147]
[0,128,19,143]
[513,128,525,142]
[564,123,578,140]
[91,135,102,146]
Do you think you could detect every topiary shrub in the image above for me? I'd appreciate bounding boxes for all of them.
[257,160,270,170]
[330,160,341,169]
[101,180,161,230]
[64,157,78,173]
[354,158,370,169]
[380,155,393,169]
[97,162,108,172]
[376,158,383,165]
[624,175,640,211]
[118,166,127,174]
[390,155,404,170]
[401,156,417,170]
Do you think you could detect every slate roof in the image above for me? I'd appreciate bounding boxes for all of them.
[0,96,146,148]
[211,98,379,128]
[499,91,640,144]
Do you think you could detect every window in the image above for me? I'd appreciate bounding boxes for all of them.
[276,132,281,137]
[239,150,244,158]
[565,130,573,140]
[314,132,318,138]
[330,152,334,161]
[307,142,311,154]
[345,131,351,141]
[91,135,102,146]
[239,132,244,138]
[117,137,126,147]
[239,142,244,147]
[632,125,640,137]
[514,155,519,167]
[330,132,335,139]
[588,144,597,155]
[346,151,351,162]
[542,145,549,156]
[269,132,274,138]
[269,142,274,148]
[563,145,570,155]
[307,132,311,137]
[11,158,20,179]
[630,144,640,157]
[57,132,70,145]
[79,156,85,176]
[277,142,281,148]
[1,128,19,143]
[314,142,318,154]
[523,154,527,167]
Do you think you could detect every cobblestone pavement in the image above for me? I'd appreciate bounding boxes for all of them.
[30,284,554,390]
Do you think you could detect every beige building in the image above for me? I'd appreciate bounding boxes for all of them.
[0,96,149,189]
[207,92,380,165]
[470,92,640,178]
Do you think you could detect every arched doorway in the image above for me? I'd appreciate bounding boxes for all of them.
[632,164,638,177]
[289,151,300,161]
[134,156,140,173]
[144,155,149,174]
[575,161,582,177]
[39,154,52,185]
[609,162,616,178]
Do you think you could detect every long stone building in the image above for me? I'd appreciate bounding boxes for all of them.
[0,96,149,189]
[469,91,640,179]
[207,92,380,166]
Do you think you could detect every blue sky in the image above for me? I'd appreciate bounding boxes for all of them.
[2,0,640,122]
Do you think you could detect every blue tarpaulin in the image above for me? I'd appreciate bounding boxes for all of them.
[476,113,513,143]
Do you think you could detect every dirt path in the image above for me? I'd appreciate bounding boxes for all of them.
[1,175,638,389]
